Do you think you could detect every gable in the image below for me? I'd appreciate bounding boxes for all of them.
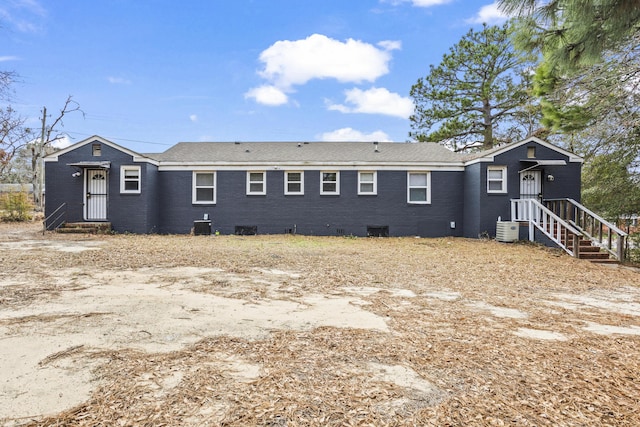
[464,136,583,165]
[44,135,158,165]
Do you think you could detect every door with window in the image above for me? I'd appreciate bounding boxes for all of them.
[85,169,108,220]
[518,170,541,220]
[520,170,541,199]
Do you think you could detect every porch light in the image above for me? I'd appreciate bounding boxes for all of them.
[72,171,81,177]
[547,174,555,182]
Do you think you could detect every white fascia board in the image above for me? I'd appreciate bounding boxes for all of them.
[158,162,465,172]
[44,135,159,166]
[465,137,583,165]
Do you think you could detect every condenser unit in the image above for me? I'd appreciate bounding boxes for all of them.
[496,221,519,242]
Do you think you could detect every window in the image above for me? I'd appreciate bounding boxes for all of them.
[527,146,536,159]
[358,171,377,195]
[407,172,430,204]
[120,166,141,194]
[487,166,507,193]
[285,171,304,195]
[247,171,266,195]
[193,172,216,204]
[92,144,101,156]
[321,171,339,195]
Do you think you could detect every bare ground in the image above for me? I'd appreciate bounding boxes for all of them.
[0,221,639,426]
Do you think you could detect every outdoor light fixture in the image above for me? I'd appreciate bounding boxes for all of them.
[72,171,81,178]
[547,174,555,182]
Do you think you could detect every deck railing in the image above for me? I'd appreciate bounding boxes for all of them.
[511,198,583,258]
[42,202,66,234]
[544,198,627,261]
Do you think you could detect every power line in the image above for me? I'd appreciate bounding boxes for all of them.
[65,131,173,146]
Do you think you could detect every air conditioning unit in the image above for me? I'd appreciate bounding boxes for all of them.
[496,221,519,242]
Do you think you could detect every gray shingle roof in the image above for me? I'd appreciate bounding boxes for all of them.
[151,141,464,164]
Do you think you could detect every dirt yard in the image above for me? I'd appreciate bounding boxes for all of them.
[0,222,639,426]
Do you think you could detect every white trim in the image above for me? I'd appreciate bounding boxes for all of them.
[44,135,159,166]
[464,136,583,165]
[158,164,464,172]
[358,171,377,195]
[192,171,216,204]
[284,171,304,195]
[120,165,141,194]
[407,171,431,204]
[487,165,507,194]
[246,171,266,195]
[320,171,340,195]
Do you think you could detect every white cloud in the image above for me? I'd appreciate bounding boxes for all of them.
[0,0,46,33]
[107,76,132,85]
[328,87,414,119]
[0,56,20,62]
[51,135,72,149]
[319,127,392,142]
[248,33,397,105]
[189,114,198,122]
[381,0,452,7]
[377,40,402,51]
[244,85,289,106]
[466,2,509,24]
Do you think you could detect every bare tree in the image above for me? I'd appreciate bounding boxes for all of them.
[31,96,84,207]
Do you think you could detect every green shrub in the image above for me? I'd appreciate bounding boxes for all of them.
[0,191,33,221]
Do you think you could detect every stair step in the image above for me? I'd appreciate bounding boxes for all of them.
[57,222,111,234]
[578,252,611,260]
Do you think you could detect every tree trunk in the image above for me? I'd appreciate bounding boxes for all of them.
[483,99,494,148]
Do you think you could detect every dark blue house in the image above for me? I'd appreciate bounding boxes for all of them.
[44,135,583,240]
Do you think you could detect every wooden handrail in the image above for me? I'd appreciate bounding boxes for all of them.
[511,198,583,257]
[543,198,627,261]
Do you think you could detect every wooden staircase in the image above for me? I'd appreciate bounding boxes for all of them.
[511,198,627,264]
[56,222,112,234]
[564,235,619,264]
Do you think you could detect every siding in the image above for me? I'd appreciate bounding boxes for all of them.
[45,140,159,233]
[158,169,465,237]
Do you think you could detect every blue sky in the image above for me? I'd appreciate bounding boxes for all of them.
[1,0,507,153]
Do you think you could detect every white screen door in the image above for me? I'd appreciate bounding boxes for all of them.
[520,170,541,199]
[86,169,108,220]
[518,170,541,220]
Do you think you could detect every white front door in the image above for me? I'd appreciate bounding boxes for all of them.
[520,170,541,199]
[518,170,542,220]
[85,169,108,220]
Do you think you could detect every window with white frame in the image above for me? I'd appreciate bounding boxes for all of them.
[407,172,430,204]
[120,166,141,194]
[285,171,304,195]
[358,171,377,195]
[193,171,216,204]
[321,171,339,195]
[247,171,266,195]
[487,166,507,193]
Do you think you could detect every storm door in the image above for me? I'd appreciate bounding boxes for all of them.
[520,170,541,200]
[85,169,108,220]
[518,170,542,221]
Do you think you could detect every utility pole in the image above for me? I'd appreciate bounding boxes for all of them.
[38,106,47,210]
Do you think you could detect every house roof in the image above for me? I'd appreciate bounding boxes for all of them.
[463,136,583,163]
[151,141,464,165]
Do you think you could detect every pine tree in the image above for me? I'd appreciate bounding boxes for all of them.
[409,23,535,150]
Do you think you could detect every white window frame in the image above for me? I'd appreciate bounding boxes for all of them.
[358,171,377,195]
[246,171,266,195]
[120,165,141,194]
[407,172,431,204]
[320,171,340,195]
[192,171,216,204]
[487,166,507,193]
[284,171,304,195]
